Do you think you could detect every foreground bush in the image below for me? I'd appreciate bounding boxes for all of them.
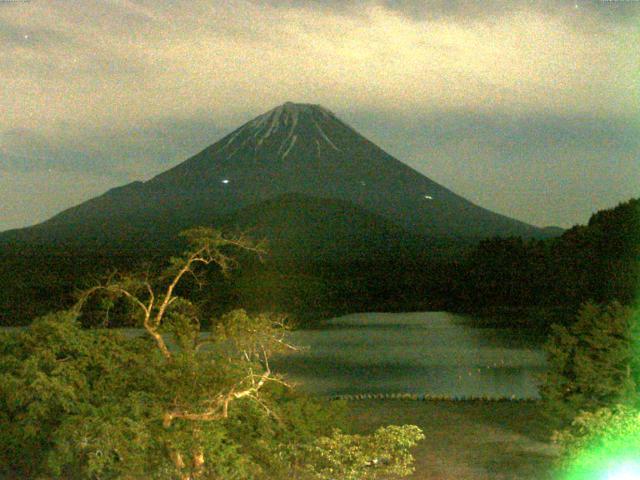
[540,301,639,428]
[552,404,640,479]
[0,228,423,479]
[542,301,640,477]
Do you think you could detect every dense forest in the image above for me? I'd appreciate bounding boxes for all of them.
[0,198,637,329]
[447,198,639,325]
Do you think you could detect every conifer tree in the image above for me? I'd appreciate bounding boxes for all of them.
[540,301,639,428]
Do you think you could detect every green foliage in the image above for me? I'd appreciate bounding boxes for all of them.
[1,228,423,479]
[213,309,291,361]
[552,404,640,478]
[541,301,640,475]
[303,425,425,480]
[1,310,423,479]
[1,197,637,328]
[0,312,163,479]
[540,302,639,428]
[451,198,639,317]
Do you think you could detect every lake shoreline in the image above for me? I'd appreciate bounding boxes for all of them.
[347,398,558,479]
[293,305,576,333]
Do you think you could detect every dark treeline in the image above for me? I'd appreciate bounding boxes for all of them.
[0,198,637,329]
[222,198,639,329]
[449,198,639,317]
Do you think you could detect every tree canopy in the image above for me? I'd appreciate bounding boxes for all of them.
[541,301,640,477]
[540,301,640,429]
[0,228,423,479]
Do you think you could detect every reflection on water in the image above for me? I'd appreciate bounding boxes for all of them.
[271,311,547,399]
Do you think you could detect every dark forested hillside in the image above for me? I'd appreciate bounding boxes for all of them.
[448,198,639,323]
[0,198,636,328]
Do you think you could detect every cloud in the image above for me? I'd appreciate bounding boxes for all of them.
[0,0,637,230]
[0,118,228,178]
[258,0,640,31]
[0,167,121,231]
[1,0,637,133]
[342,109,640,227]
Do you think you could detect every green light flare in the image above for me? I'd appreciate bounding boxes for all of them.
[603,461,640,480]
[559,307,640,479]
[561,455,640,480]
[557,404,640,480]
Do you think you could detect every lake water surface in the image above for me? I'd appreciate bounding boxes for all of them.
[271,311,547,399]
[2,311,547,399]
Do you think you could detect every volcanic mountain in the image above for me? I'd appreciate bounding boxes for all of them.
[1,102,552,250]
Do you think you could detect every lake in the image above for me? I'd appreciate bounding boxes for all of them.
[1,311,548,400]
[271,311,547,400]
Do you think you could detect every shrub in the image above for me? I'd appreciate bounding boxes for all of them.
[540,301,639,429]
[0,228,423,479]
[552,404,640,479]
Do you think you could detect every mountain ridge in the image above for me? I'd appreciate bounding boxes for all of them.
[1,101,557,247]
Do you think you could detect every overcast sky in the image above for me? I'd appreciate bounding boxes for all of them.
[1,0,638,231]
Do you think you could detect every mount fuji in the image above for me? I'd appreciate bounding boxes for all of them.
[1,102,554,251]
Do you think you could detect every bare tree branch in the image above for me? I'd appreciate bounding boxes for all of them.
[162,366,288,427]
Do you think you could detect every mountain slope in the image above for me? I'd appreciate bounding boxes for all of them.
[219,192,433,262]
[1,102,551,249]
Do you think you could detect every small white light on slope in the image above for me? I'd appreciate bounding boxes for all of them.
[424,195,433,200]
[221,179,230,184]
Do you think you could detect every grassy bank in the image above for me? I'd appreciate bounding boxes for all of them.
[346,399,558,480]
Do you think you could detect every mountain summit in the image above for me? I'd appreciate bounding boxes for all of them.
[2,102,549,247]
